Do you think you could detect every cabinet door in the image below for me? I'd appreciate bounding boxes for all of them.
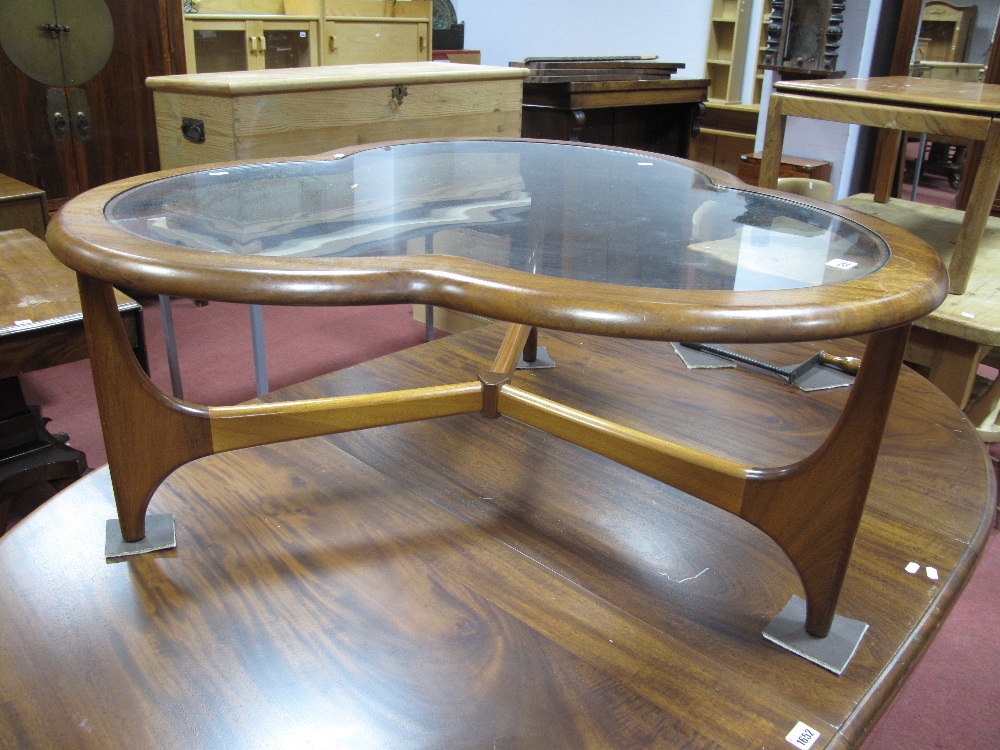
[325,19,429,65]
[257,20,319,70]
[0,0,183,206]
[185,20,251,74]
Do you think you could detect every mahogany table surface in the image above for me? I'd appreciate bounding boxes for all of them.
[0,326,993,749]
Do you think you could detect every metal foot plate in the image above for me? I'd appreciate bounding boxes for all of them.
[763,596,869,675]
[517,346,556,370]
[105,514,177,559]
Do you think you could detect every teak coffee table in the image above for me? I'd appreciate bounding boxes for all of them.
[47,139,946,651]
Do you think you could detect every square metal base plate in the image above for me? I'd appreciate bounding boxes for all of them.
[105,514,177,559]
[763,596,869,675]
[517,346,556,370]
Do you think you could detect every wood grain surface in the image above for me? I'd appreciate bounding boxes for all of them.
[0,325,992,749]
[0,229,141,378]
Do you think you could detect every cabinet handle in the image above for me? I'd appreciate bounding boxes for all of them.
[329,35,336,52]
[419,35,425,51]
[259,35,266,53]
[248,35,256,54]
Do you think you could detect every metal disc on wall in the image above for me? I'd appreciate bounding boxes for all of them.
[0,0,113,87]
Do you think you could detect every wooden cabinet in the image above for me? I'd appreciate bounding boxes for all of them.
[0,0,186,209]
[324,17,428,65]
[688,102,759,176]
[181,0,432,73]
[184,17,319,73]
[917,1,978,62]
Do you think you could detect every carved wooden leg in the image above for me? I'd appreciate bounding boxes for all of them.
[77,274,214,542]
[740,325,911,636]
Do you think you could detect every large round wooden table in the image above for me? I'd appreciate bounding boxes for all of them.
[45,139,947,645]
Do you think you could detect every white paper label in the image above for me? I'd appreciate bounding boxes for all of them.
[905,561,921,574]
[826,258,858,270]
[786,721,821,748]
[926,566,939,580]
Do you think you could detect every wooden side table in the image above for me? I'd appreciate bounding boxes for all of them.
[760,76,1000,294]
[0,229,146,528]
[0,174,46,239]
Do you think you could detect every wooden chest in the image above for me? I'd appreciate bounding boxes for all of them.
[148,62,529,170]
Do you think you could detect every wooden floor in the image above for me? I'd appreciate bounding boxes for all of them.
[0,325,993,748]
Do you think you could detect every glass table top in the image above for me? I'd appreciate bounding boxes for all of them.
[105,140,887,293]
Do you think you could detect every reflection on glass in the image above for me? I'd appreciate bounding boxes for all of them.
[192,30,249,73]
[106,141,888,293]
[264,29,311,69]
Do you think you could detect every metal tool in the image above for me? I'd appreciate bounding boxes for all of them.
[679,343,861,385]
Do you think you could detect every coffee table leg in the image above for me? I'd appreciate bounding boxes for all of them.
[740,325,911,637]
[77,274,214,543]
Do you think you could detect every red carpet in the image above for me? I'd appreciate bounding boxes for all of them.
[14,295,1000,748]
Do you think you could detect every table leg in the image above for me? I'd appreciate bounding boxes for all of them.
[739,325,910,636]
[759,94,787,189]
[249,304,268,396]
[158,295,184,399]
[950,117,1000,294]
[78,275,214,542]
[498,326,911,638]
[872,129,903,203]
[78,273,483,544]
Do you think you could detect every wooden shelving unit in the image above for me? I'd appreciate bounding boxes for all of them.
[704,0,753,103]
[752,0,772,105]
[694,0,774,174]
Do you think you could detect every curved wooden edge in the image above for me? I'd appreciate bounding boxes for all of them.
[47,138,947,345]
[496,324,916,637]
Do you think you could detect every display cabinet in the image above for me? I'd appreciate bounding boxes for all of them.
[184,17,319,73]
[182,1,432,73]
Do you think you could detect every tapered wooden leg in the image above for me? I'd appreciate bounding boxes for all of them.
[740,326,911,636]
[77,274,214,542]
[759,94,787,189]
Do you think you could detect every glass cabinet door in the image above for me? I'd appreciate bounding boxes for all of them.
[259,21,318,70]
[184,19,318,74]
[186,21,250,74]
